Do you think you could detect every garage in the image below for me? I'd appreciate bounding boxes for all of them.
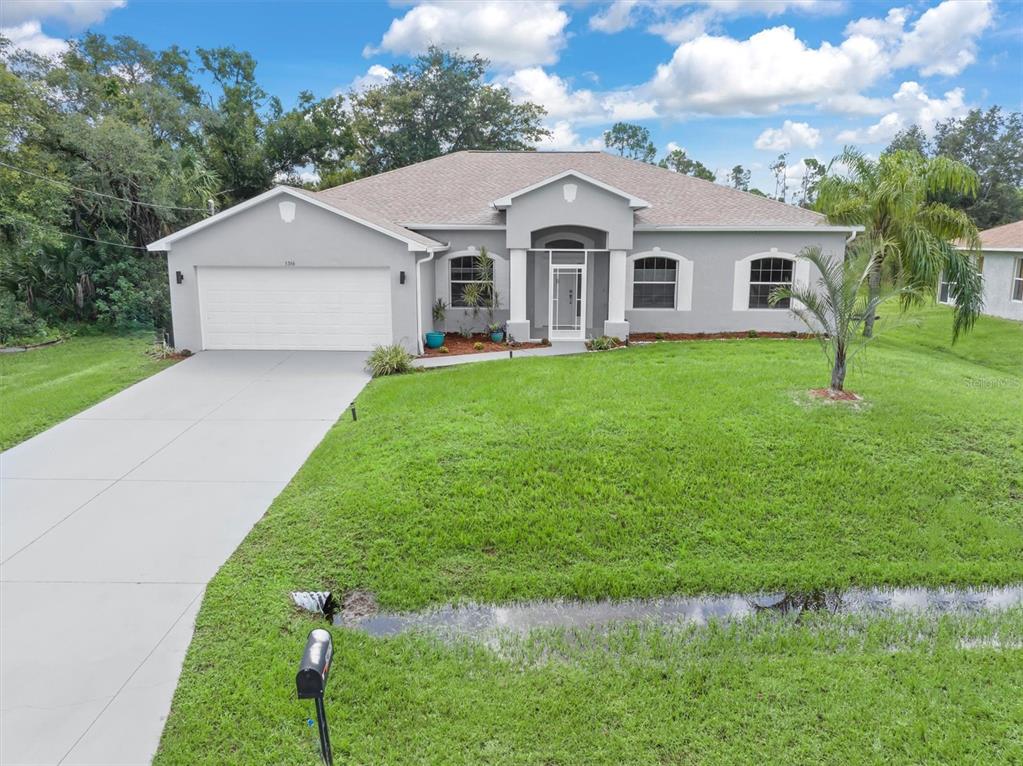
[197,266,392,350]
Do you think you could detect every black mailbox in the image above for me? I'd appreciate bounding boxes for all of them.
[297,629,333,699]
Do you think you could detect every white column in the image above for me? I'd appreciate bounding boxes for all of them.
[608,250,627,322]
[604,249,630,339]
[507,248,531,341]
[510,248,527,321]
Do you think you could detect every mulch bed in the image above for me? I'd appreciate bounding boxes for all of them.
[808,388,862,401]
[422,333,545,357]
[630,331,815,342]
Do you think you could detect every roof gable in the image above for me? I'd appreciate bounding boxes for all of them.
[147,186,445,252]
[492,170,649,210]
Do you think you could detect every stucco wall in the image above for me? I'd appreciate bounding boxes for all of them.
[164,196,418,352]
[981,251,1023,321]
[417,229,510,334]
[505,179,634,250]
[627,230,848,333]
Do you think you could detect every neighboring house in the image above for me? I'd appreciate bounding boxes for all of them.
[147,151,859,353]
[944,220,1023,321]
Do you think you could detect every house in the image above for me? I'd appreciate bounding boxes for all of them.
[147,151,860,353]
[943,220,1023,321]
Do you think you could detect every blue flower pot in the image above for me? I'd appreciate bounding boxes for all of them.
[490,331,505,343]
[425,331,445,349]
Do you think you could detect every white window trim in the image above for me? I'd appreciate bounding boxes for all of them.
[534,231,597,249]
[1012,257,1023,303]
[732,249,809,311]
[626,250,693,311]
[937,273,956,306]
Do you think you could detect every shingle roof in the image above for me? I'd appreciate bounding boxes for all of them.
[285,186,444,249]
[977,220,1023,250]
[315,151,830,228]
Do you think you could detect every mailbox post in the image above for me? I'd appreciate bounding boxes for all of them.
[296,629,334,765]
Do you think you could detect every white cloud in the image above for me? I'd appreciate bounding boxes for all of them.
[648,25,888,116]
[835,81,968,144]
[0,21,68,57]
[537,120,603,151]
[367,1,569,68]
[894,0,994,76]
[844,6,908,43]
[647,0,842,44]
[351,64,393,92]
[754,120,822,151]
[502,68,602,121]
[1,1,125,28]
[589,0,639,33]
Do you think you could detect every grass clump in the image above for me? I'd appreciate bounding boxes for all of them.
[366,343,413,377]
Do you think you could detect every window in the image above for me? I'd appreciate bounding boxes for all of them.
[544,239,584,249]
[449,255,492,308]
[938,274,954,305]
[633,257,677,309]
[748,257,793,309]
[1013,258,1023,302]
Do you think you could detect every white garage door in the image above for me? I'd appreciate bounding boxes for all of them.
[197,267,392,350]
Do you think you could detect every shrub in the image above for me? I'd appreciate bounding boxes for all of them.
[588,335,621,351]
[540,337,551,346]
[438,345,449,353]
[654,331,666,340]
[367,344,413,377]
[432,298,447,323]
[473,341,485,351]
[747,329,759,338]
[0,292,47,344]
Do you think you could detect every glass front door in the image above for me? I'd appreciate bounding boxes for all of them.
[549,265,585,340]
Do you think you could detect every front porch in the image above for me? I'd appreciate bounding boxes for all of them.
[506,247,629,343]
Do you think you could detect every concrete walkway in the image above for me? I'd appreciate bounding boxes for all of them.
[0,350,369,765]
[413,341,588,369]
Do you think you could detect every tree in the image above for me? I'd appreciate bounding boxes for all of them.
[797,158,825,207]
[932,107,1023,229]
[769,246,909,391]
[658,148,715,180]
[885,125,930,157]
[603,122,656,163]
[728,165,751,191]
[770,153,788,201]
[349,47,548,176]
[815,148,982,339]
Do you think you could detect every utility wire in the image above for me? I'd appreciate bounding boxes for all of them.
[0,160,209,212]
[1,214,150,251]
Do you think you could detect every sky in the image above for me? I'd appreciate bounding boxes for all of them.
[2,0,1021,193]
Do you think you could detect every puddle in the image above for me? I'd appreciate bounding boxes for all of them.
[290,585,1023,639]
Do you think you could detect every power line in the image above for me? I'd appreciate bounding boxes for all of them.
[1,214,150,251]
[0,160,209,212]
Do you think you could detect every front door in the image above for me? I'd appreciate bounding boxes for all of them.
[549,264,585,340]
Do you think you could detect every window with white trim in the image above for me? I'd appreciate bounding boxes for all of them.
[632,257,677,308]
[748,257,792,309]
[938,273,955,305]
[1013,258,1023,302]
[449,255,492,308]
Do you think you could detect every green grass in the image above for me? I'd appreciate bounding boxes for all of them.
[0,331,177,450]
[156,306,1023,764]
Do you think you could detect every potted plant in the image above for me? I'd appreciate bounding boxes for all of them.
[488,322,505,343]
[425,299,446,349]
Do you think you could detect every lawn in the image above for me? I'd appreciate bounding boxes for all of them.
[0,331,177,450]
[156,306,1023,765]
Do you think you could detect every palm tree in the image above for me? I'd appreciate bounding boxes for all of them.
[769,245,912,392]
[815,148,982,339]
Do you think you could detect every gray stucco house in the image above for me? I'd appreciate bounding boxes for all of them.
[944,220,1023,321]
[147,150,859,353]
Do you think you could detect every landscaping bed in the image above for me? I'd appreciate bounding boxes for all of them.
[421,332,545,356]
[155,306,1023,765]
[630,329,816,341]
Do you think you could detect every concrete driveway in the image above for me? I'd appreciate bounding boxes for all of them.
[0,350,369,765]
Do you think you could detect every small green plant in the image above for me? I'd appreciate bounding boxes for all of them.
[588,335,621,351]
[458,325,473,339]
[432,298,447,323]
[473,341,485,351]
[438,345,449,353]
[747,329,759,338]
[540,337,551,346]
[0,293,47,345]
[654,332,666,340]
[367,344,413,377]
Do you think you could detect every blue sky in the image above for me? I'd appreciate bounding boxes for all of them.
[3,0,1021,193]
